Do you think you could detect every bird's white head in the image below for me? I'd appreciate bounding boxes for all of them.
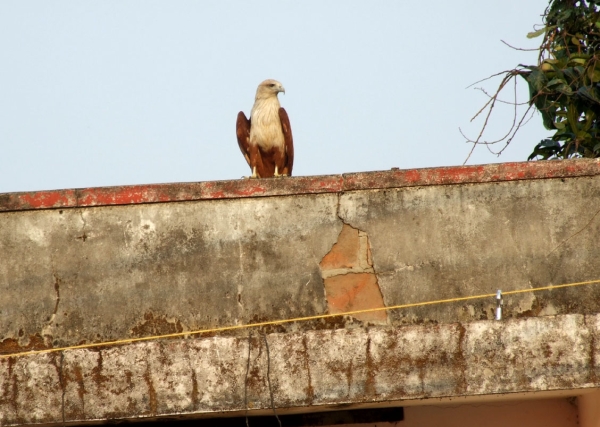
[255,79,285,100]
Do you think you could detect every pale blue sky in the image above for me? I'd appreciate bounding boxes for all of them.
[1,1,551,193]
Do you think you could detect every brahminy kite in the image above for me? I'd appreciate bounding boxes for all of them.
[236,79,294,178]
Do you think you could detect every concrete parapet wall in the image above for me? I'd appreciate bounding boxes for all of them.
[2,160,600,349]
[1,159,600,425]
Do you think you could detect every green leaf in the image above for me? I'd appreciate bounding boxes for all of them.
[570,53,591,60]
[546,78,565,87]
[528,139,562,161]
[563,67,581,82]
[518,64,538,71]
[577,131,592,140]
[578,86,600,104]
[541,110,557,130]
[558,9,572,21]
[527,27,548,38]
[587,67,600,82]
[525,69,548,91]
[569,57,588,66]
[556,84,574,95]
[540,140,561,148]
[527,25,557,39]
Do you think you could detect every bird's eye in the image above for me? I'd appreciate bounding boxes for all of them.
[269,83,275,87]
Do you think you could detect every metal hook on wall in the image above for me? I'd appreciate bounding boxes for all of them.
[495,289,503,320]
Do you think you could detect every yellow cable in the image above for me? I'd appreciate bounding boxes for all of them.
[1,278,599,360]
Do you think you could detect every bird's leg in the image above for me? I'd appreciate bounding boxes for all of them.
[243,166,259,179]
[272,147,288,178]
[273,166,288,178]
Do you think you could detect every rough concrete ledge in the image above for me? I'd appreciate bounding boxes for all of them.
[2,168,600,354]
[1,313,598,426]
[1,159,599,212]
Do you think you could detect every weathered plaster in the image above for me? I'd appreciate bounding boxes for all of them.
[319,224,387,323]
[1,314,599,425]
[0,194,341,349]
[338,176,600,324]
[2,160,600,425]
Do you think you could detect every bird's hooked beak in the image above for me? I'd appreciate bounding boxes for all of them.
[279,86,286,95]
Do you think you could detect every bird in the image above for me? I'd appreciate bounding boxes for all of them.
[236,79,294,178]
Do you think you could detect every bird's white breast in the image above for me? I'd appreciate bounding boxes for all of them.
[249,97,285,150]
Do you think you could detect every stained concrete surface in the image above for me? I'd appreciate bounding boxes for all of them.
[2,174,600,352]
[339,176,600,325]
[0,194,341,350]
[1,161,600,425]
[0,314,598,425]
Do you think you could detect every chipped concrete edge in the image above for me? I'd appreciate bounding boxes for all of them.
[1,159,599,212]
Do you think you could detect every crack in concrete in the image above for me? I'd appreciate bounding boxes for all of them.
[77,211,88,242]
[335,192,343,224]
[5,358,19,422]
[52,273,61,316]
[42,272,62,346]
[548,205,600,255]
[584,315,597,385]
[334,190,390,316]
[143,362,158,415]
[334,190,354,229]
[60,352,66,425]
[320,200,389,324]
[301,335,314,404]
[47,352,67,424]
[244,331,252,422]
[455,323,468,395]
[321,268,375,280]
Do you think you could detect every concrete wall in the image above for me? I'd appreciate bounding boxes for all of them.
[1,159,600,425]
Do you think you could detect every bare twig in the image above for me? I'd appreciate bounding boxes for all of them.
[465,69,520,89]
[462,69,537,163]
[495,104,535,156]
[486,77,520,155]
[462,73,516,164]
[501,39,540,51]
[475,87,530,106]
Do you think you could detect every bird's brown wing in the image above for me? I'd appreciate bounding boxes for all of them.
[236,111,251,167]
[279,107,294,176]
